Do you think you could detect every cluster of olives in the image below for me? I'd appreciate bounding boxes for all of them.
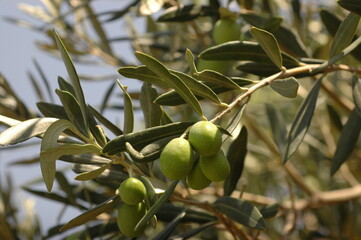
[116,178,147,237]
[160,121,230,190]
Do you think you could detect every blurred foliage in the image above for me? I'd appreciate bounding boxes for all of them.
[1,0,361,239]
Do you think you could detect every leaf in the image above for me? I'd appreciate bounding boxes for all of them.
[331,109,361,175]
[152,211,186,240]
[56,89,88,137]
[265,104,287,153]
[53,30,89,136]
[213,196,265,229]
[269,77,299,98]
[196,70,241,90]
[320,9,361,62]
[60,196,120,232]
[37,102,69,120]
[199,41,300,67]
[250,27,284,70]
[338,0,361,16]
[134,180,179,231]
[88,105,123,136]
[157,4,218,22]
[352,76,361,116]
[282,77,322,163]
[40,119,87,192]
[330,12,360,58]
[172,70,223,105]
[169,221,216,240]
[312,35,361,74]
[0,115,21,127]
[139,176,158,207]
[118,66,169,88]
[224,126,248,196]
[140,83,164,128]
[117,81,134,134]
[58,76,76,97]
[102,121,194,155]
[259,203,280,219]
[74,164,109,181]
[135,51,204,118]
[0,117,58,146]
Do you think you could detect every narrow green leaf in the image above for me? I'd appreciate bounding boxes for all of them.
[41,144,101,161]
[266,104,287,153]
[134,180,179,231]
[224,126,247,196]
[352,76,361,116]
[196,70,241,90]
[199,41,300,67]
[102,122,194,155]
[331,109,361,175]
[60,154,111,165]
[60,196,120,232]
[250,27,284,70]
[213,196,265,229]
[58,76,76,97]
[55,172,78,207]
[37,102,69,120]
[282,78,322,163]
[330,12,360,58]
[40,119,87,192]
[56,89,88,137]
[157,4,218,22]
[259,203,280,219]
[338,0,361,16]
[74,164,109,181]
[117,81,134,134]
[53,30,89,136]
[269,77,299,98]
[169,221,216,240]
[118,66,170,88]
[312,35,361,74]
[0,117,58,146]
[88,105,123,136]
[320,9,361,62]
[138,176,158,207]
[152,211,186,240]
[33,58,54,102]
[0,115,21,127]
[135,51,204,118]
[140,83,164,128]
[186,48,199,75]
[173,71,223,104]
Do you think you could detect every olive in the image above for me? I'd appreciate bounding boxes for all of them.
[186,160,211,190]
[200,150,230,182]
[117,201,147,237]
[212,18,241,44]
[188,121,222,157]
[160,138,195,180]
[118,178,146,205]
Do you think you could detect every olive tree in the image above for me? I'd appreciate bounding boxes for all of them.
[1,0,361,239]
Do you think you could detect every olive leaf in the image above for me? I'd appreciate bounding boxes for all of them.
[53,30,89,136]
[157,4,218,22]
[102,121,194,155]
[250,27,284,70]
[282,77,322,163]
[117,81,134,134]
[330,12,360,58]
[338,0,361,16]
[352,76,361,116]
[134,180,179,231]
[224,126,247,196]
[269,77,299,98]
[135,51,204,118]
[0,117,58,146]
[152,211,186,240]
[60,196,120,232]
[266,104,287,153]
[213,196,265,229]
[74,164,109,181]
[331,109,361,175]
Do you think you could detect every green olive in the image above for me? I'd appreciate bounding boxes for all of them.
[200,150,230,182]
[186,160,211,190]
[118,178,146,205]
[160,138,195,180]
[212,18,241,45]
[117,201,147,237]
[188,121,222,157]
